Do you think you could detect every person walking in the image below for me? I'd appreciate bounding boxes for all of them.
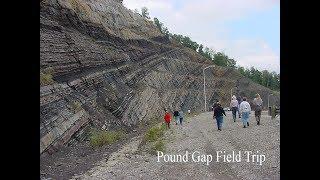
[239,97,251,128]
[173,110,180,125]
[179,110,184,125]
[213,101,226,131]
[253,94,263,125]
[230,95,239,122]
[212,100,219,111]
[237,96,242,118]
[164,110,171,129]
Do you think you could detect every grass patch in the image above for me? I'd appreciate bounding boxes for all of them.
[151,140,165,154]
[143,123,167,155]
[40,72,54,86]
[40,67,55,86]
[145,123,166,142]
[89,128,124,148]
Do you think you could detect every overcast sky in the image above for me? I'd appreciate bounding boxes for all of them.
[123,0,279,73]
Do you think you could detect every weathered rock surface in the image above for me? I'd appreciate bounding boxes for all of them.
[40,0,279,155]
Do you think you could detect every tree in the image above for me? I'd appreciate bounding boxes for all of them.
[191,41,199,51]
[237,66,245,75]
[203,47,215,60]
[181,36,191,48]
[213,52,232,67]
[257,70,263,84]
[171,34,184,45]
[141,7,150,19]
[227,58,236,68]
[244,68,250,77]
[249,67,262,84]
[153,17,170,37]
[153,17,163,32]
[249,67,256,80]
[261,70,270,87]
[148,11,279,91]
[162,27,169,36]
[198,44,204,54]
[269,71,278,90]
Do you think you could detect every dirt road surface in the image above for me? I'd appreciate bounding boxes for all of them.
[71,111,279,180]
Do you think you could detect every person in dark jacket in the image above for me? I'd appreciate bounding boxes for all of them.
[212,100,219,111]
[173,110,180,125]
[213,101,226,131]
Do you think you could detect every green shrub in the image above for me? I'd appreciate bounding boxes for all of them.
[89,129,124,148]
[143,122,167,155]
[151,140,165,154]
[40,72,54,86]
[145,123,166,142]
[40,67,55,86]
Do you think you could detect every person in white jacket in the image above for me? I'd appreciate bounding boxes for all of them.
[239,97,251,128]
[230,95,238,122]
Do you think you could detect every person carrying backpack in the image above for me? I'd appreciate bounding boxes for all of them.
[253,94,263,125]
[173,110,180,125]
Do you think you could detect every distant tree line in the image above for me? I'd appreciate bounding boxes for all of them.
[136,7,279,91]
[236,66,280,91]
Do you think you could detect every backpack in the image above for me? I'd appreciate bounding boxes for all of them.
[254,98,262,111]
[256,104,262,111]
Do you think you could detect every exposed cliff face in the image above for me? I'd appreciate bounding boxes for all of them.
[40,0,279,154]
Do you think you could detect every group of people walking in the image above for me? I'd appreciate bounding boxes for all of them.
[162,93,263,131]
[164,109,188,129]
[213,93,263,131]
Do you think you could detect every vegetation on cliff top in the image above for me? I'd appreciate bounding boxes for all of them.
[136,7,280,91]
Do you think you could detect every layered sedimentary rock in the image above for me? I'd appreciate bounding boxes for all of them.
[40,0,279,154]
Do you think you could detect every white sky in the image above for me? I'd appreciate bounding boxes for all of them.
[123,0,280,73]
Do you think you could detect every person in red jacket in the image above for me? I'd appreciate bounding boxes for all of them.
[164,109,171,129]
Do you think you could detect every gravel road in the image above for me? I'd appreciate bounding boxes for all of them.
[71,111,280,180]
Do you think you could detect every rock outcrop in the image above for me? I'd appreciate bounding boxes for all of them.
[40,0,279,154]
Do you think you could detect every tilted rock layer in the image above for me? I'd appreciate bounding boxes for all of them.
[40,0,279,154]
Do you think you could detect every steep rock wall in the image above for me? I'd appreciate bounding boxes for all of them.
[40,0,279,154]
